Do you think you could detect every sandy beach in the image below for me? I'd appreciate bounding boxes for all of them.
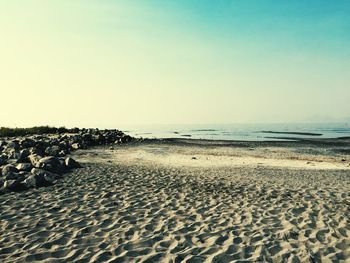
[0,138,349,262]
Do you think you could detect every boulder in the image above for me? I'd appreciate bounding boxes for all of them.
[5,172,25,181]
[31,168,59,179]
[0,154,7,166]
[3,180,26,191]
[29,147,43,156]
[1,164,19,177]
[17,149,30,163]
[25,169,59,188]
[23,175,37,188]
[28,154,43,167]
[45,146,61,157]
[65,157,81,169]
[6,141,20,150]
[71,143,81,150]
[16,163,33,172]
[19,138,36,148]
[37,156,66,173]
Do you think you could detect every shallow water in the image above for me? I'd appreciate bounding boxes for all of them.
[121,123,350,141]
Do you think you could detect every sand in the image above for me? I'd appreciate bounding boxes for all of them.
[0,139,349,262]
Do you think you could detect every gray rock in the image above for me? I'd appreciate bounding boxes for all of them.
[31,168,59,179]
[5,172,25,181]
[29,147,43,156]
[6,141,20,150]
[16,163,33,172]
[19,138,36,148]
[17,149,30,163]
[23,175,37,188]
[4,180,26,191]
[28,154,43,167]
[25,169,59,188]
[0,154,7,166]
[65,157,81,169]
[37,156,66,173]
[45,146,61,157]
[2,164,19,177]
[71,143,81,150]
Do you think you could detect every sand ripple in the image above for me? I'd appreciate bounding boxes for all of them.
[0,146,349,262]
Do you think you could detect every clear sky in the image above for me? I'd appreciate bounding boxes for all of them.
[0,0,349,128]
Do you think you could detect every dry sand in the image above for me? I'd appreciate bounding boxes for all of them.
[0,139,349,262]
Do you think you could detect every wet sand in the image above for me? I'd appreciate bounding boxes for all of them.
[0,138,349,262]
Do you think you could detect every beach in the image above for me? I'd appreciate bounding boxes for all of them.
[0,138,349,262]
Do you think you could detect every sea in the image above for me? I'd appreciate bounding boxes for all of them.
[120,123,350,141]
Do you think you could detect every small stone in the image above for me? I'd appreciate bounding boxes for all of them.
[341,158,346,162]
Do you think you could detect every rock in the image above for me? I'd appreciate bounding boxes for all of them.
[1,164,19,177]
[5,148,20,159]
[31,168,60,179]
[29,147,43,156]
[16,163,33,172]
[0,154,7,166]
[38,156,60,165]
[71,143,81,150]
[23,175,36,188]
[28,154,43,167]
[119,135,133,143]
[4,180,26,191]
[25,169,59,188]
[17,149,30,163]
[5,172,25,181]
[45,146,61,157]
[37,156,66,173]
[19,138,36,148]
[6,141,20,150]
[65,157,81,169]
[341,158,346,162]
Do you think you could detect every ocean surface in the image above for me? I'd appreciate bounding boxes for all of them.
[121,123,350,141]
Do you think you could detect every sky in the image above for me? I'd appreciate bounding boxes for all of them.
[0,0,349,128]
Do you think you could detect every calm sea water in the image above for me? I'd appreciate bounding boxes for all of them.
[121,123,350,141]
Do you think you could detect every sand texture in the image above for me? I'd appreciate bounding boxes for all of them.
[0,139,349,262]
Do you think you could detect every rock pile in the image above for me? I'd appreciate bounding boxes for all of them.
[0,128,134,194]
